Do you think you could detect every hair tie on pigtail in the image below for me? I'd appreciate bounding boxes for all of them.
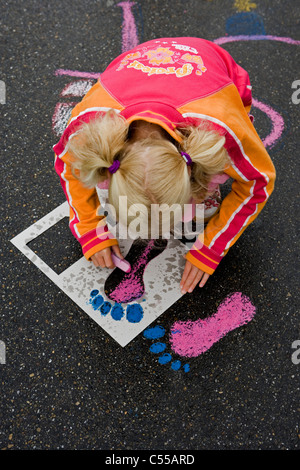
[180,151,193,166]
[108,159,120,174]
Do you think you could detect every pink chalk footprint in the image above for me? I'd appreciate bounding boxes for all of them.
[170,292,256,357]
[105,238,168,303]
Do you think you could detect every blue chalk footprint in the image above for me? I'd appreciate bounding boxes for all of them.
[143,325,190,373]
[89,290,143,323]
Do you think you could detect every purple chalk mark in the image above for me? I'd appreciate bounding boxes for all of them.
[118,2,139,53]
[170,292,256,358]
[214,35,300,46]
[55,69,101,79]
[252,98,285,148]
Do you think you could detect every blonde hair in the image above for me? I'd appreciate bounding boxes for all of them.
[67,110,230,234]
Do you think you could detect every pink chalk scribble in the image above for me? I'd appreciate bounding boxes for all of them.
[170,292,256,358]
[55,69,101,79]
[252,98,285,149]
[118,1,139,53]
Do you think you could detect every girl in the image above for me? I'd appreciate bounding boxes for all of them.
[53,37,275,294]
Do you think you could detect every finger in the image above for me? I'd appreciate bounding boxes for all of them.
[96,254,106,268]
[180,261,193,292]
[181,264,203,293]
[186,269,204,293]
[91,256,97,267]
[103,249,115,269]
[91,254,100,267]
[92,251,107,268]
[199,272,210,288]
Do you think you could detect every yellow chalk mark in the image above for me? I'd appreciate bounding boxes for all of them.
[234,0,257,12]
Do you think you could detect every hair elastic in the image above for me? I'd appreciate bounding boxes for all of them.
[108,160,120,174]
[180,151,193,166]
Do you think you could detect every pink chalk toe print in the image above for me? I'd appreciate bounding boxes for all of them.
[170,292,256,358]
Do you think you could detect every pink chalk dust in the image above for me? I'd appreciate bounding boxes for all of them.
[106,239,157,303]
[170,292,256,357]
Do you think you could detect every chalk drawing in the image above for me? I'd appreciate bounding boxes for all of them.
[52,2,140,137]
[214,35,300,46]
[52,102,78,138]
[118,2,139,53]
[61,80,94,97]
[212,34,300,148]
[89,290,144,323]
[52,80,95,137]
[252,98,285,149]
[170,292,256,358]
[104,239,168,304]
[143,325,190,372]
[55,69,101,79]
[226,12,265,36]
[234,0,257,12]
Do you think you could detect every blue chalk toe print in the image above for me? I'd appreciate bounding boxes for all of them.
[88,289,143,324]
[143,325,190,373]
[126,304,144,323]
[110,303,125,321]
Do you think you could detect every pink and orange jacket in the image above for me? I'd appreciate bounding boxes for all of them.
[54,37,276,275]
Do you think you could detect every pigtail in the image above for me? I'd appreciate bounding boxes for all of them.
[67,109,129,188]
[177,125,230,201]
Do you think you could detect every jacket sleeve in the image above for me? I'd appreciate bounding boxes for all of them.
[54,149,118,261]
[186,115,276,275]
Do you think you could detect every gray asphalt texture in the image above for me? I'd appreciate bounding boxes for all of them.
[1,0,299,452]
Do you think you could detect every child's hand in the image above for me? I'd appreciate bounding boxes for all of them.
[91,245,124,269]
[180,260,210,294]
